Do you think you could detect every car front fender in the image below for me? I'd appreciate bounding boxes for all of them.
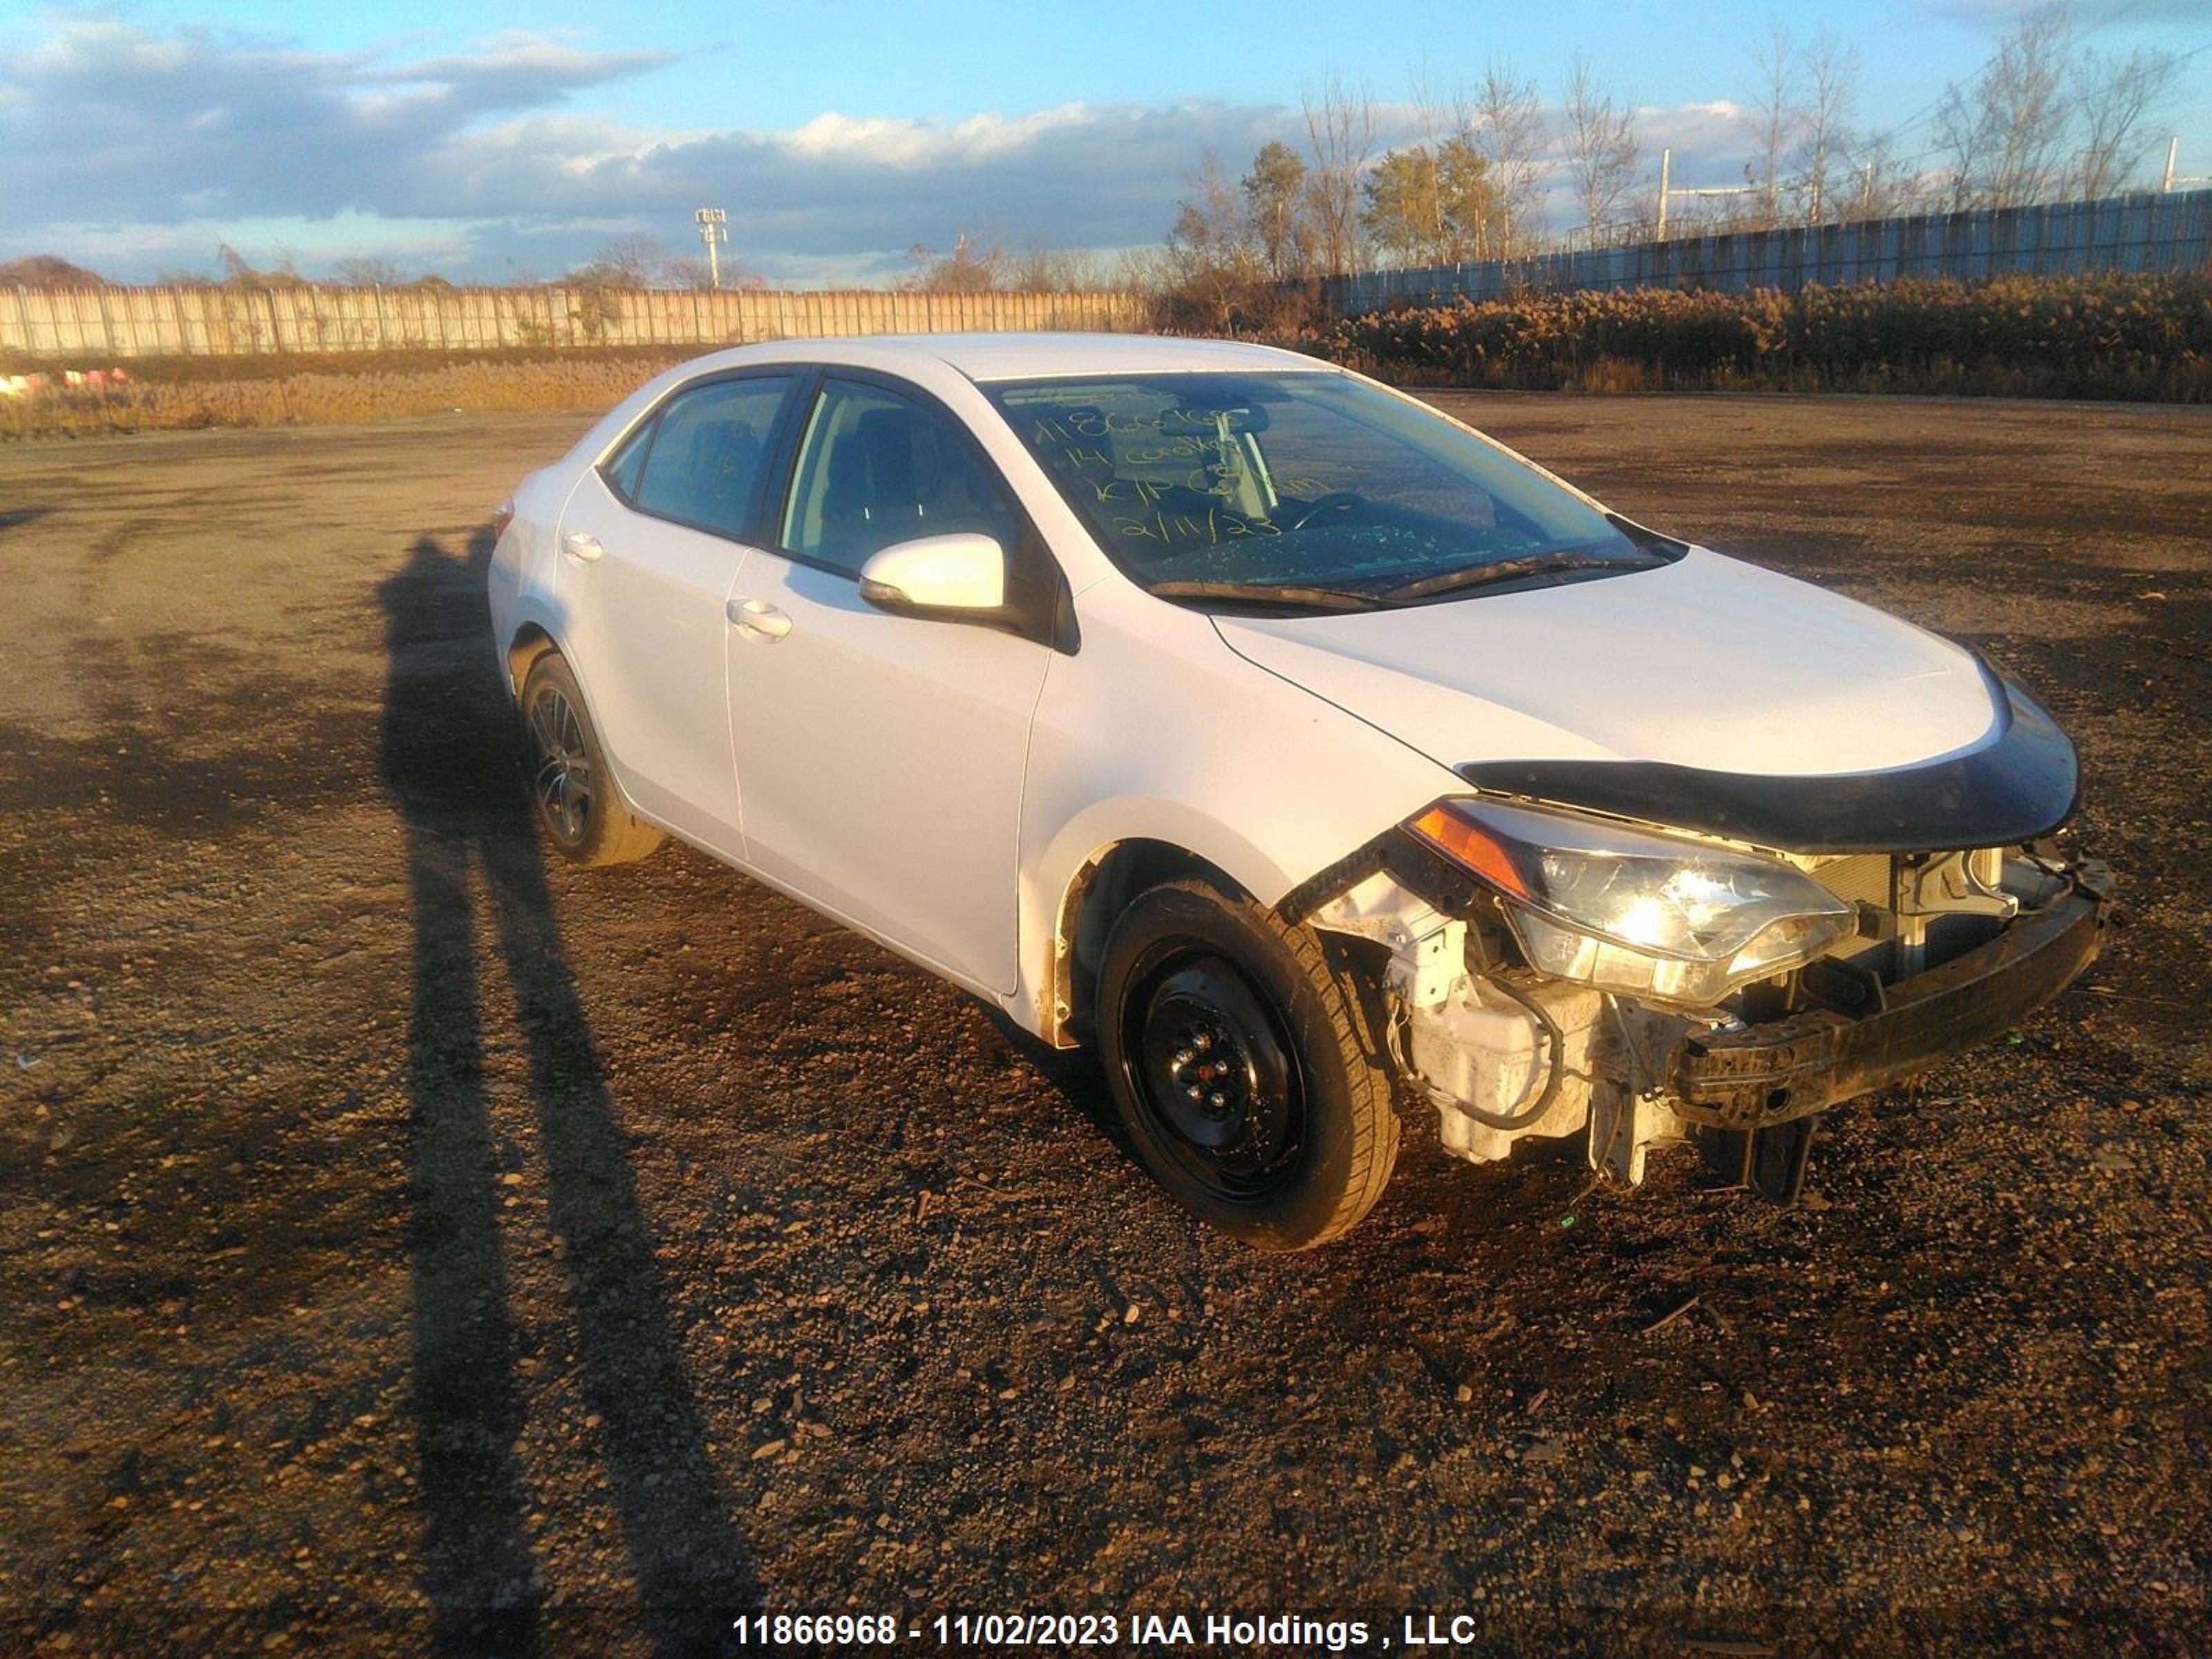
[1009,591,1462,1044]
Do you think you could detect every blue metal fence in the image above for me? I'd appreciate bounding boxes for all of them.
[1320,187,2212,314]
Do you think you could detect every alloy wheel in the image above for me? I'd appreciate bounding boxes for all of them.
[527,685,592,846]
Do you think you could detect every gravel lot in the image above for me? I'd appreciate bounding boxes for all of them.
[1,392,2206,1657]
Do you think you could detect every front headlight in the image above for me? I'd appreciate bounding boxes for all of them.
[1407,797,1855,1006]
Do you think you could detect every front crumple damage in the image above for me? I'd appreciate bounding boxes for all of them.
[1304,840,1707,1189]
[1670,859,2111,1129]
[1302,819,2115,1205]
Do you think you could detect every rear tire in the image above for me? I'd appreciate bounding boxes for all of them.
[1096,877,1398,1250]
[518,653,663,867]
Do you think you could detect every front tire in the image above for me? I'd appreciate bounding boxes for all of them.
[518,653,663,867]
[1096,877,1398,1250]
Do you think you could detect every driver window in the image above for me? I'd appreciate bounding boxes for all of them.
[781,380,1021,577]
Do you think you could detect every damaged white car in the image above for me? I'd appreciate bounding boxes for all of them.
[488,334,2110,1250]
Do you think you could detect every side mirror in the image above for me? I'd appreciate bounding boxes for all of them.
[858,533,1006,619]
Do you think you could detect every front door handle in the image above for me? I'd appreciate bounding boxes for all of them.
[561,531,603,563]
[727,597,793,640]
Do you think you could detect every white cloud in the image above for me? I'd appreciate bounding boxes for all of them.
[0,12,1772,283]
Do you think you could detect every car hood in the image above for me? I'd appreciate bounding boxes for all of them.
[1210,547,2003,778]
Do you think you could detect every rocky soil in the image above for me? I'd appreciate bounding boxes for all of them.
[1,393,2206,1656]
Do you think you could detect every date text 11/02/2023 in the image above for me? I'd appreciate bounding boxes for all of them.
[731,1612,1521,1649]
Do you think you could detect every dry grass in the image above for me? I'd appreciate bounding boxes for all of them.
[0,348,695,439]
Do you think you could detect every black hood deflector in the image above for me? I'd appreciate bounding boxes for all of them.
[1458,671,2079,855]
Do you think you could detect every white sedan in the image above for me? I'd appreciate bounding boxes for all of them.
[488,333,2108,1249]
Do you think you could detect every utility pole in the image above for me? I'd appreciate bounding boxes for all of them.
[2164,138,2211,192]
[694,207,729,289]
[1657,147,1759,238]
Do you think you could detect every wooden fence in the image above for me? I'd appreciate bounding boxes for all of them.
[0,285,1149,359]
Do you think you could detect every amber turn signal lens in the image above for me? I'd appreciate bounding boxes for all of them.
[1408,804,1533,899]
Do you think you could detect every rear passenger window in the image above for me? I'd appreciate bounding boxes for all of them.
[629,375,793,540]
[781,379,1022,577]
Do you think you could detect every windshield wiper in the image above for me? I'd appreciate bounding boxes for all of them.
[1147,579,1384,613]
[1379,548,1662,603]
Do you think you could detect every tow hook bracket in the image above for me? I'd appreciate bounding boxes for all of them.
[1694,1117,1819,1206]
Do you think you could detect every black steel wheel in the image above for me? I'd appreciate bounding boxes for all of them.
[517,652,664,868]
[1124,950,1306,1200]
[1096,877,1398,1250]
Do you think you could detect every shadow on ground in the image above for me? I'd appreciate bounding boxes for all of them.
[377,534,755,1654]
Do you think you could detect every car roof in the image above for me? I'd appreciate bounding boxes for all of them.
[695,331,1335,382]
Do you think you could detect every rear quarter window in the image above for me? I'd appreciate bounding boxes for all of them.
[602,420,653,501]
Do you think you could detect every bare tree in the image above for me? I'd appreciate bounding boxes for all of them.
[1006,244,1107,292]
[1841,129,1937,221]
[1161,153,1262,330]
[1461,57,1548,254]
[659,254,721,291]
[2070,45,2180,198]
[1743,28,1804,228]
[1301,77,1378,276]
[218,243,306,289]
[569,234,675,288]
[1799,35,1861,223]
[903,233,1007,293]
[332,256,408,286]
[1933,4,2074,209]
[1559,53,1641,236]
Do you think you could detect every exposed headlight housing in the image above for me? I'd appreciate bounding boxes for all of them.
[1407,797,1855,1006]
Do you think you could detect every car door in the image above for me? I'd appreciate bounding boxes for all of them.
[724,374,1054,995]
[555,371,797,856]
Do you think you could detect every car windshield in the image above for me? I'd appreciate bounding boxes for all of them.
[984,371,1677,612]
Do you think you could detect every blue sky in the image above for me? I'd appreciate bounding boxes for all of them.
[3,0,2208,284]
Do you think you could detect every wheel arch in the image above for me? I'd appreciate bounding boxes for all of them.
[505,621,559,698]
[500,615,658,835]
[1046,836,1265,1050]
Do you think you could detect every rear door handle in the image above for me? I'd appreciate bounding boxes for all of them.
[561,531,603,563]
[727,597,792,640]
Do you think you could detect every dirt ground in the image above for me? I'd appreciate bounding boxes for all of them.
[1,391,2206,1658]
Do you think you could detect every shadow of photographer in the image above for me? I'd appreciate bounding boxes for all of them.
[377,533,753,1655]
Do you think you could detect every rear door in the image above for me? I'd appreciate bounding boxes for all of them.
[724,374,1053,995]
[554,371,798,856]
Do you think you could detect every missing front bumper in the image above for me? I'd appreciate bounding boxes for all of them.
[1669,874,2112,1131]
